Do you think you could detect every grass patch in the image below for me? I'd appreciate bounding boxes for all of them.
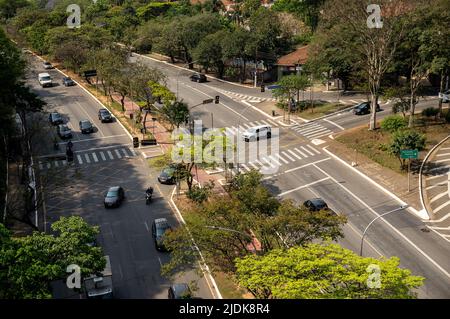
[336,116,450,174]
[148,153,172,169]
[296,102,348,120]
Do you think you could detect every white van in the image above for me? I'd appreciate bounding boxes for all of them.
[242,125,271,142]
[38,72,52,87]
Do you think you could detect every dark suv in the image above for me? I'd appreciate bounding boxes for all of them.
[98,109,112,123]
[158,167,177,184]
[62,77,75,86]
[152,218,172,251]
[189,73,207,83]
[49,112,63,125]
[79,120,94,134]
[353,102,381,115]
[303,198,329,212]
[104,186,125,208]
[57,124,72,139]
[168,283,192,299]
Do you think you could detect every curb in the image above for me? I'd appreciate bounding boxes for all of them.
[322,146,429,220]
[419,134,450,221]
[169,187,223,299]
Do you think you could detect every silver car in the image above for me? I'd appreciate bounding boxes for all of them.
[439,90,450,103]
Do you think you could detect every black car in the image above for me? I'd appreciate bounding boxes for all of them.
[303,198,329,212]
[353,102,381,115]
[43,61,53,69]
[152,218,172,251]
[104,186,125,208]
[49,112,63,125]
[57,124,72,139]
[98,108,113,123]
[158,167,176,184]
[168,283,192,299]
[189,73,207,83]
[79,120,94,134]
[62,77,75,86]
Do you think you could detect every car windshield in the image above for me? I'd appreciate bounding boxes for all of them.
[246,128,256,133]
[53,114,61,119]
[355,103,366,108]
[100,110,109,115]
[312,200,327,209]
[162,168,175,176]
[106,190,118,198]
[81,121,91,127]
[156,224,170,237]
[61,126,70,131]
[41,76,51,81]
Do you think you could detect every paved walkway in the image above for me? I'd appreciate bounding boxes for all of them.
[421,136,450,241]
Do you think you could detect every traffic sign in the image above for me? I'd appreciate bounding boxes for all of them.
[400,149,418,159]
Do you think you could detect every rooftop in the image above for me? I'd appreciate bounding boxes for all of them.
[276,46,309,66]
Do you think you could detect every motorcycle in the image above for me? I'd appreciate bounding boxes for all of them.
[145,187,153,205]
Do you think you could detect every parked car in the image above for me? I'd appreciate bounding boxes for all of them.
[158,167,177,184]
[43,61,53,69]
[168,283,192,299]
[57,124,72,139]
[242,125,272,142]
[38,72,52,87]
[62,77,75,86]
[439,90,450,103]
[104,186,125,208]
[189,73,207,83]
[98,109,113,122]
[303,198,330,212]
[353,102,381,115]
[152,218,172,251]
[49,112,63,125]
[79,120,94,134]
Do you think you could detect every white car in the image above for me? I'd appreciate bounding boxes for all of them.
[242,125,272,142]
[438,90,449,103]
[38,73,52,88]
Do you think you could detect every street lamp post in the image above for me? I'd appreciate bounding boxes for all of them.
[205,226,258,253]
[360,205,408,256]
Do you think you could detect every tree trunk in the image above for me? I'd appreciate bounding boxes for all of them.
[369,93,378,130]
[408,90,415,128]
[120,94,125,112]
[438,70,444,118]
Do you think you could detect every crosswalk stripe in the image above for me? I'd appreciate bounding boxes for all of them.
[252,159,263,166]
[288,149,303,160]
[308,131,331,139]
[260,120,271,126]
[266,119,278,126]
[268,155,281,166]
[107,151,114,160]
[252,121,263,126]
[92,153,99,162]
[294,148,308,158]
[114,149,122,158]
[77,155,83,164]
[241,163,250,171]
[225,127,235,135]
[261,157,276,168]
[302,126,329,136]
[282,151,295,161]
[121,148,129,157]
[99,151,106,161]
[294,125,321,133]
[248,162,259,170]
[84,153,91,163]
[301,146,315,156]
[275,153,289,164]
[130,149,137,156]
[242,123,252,129]
[307,145,321,154]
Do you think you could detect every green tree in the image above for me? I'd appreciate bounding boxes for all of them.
[389,130,426,169]
[159,100,190,130]
[0,0,29,20]
[235,243,424,299]
[272,0,326,31]
[273,74,310,120]
[0,216,105,299]
[193,30,227,77]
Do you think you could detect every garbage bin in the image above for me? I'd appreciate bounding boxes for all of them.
[129,113,133,120]
[133,137,139,148]
[272,110,276,117]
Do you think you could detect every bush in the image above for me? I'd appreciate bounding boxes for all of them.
[380,115,407,133]
[389,130,426,169]
[422,107,439,119]
[186,181,215,204]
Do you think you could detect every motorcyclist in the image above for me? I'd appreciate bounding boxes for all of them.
[146,187,153,196]
[66,140,73,150]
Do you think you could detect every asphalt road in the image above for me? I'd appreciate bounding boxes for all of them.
[135,55,450,298]
[25,54,216,299]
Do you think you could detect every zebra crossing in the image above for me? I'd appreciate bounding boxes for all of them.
[291,122,332,140]
[238,144,322,173]
[222,119,280,136]
[38,146,137,170]
[209,86,276,103]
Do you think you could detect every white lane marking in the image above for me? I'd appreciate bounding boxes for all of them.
[307,130,332,139]
[99,151,106,161]
[252,121,263,126]
[288,149,302,160]
[75,101,105,137]
[144,222,149,232]
[92,152,98,162]
[241,163,250,171]
[350,99,359,104]
[242,123,252,129]
[260,120,270,126]
[426,174,448,182]
[307,145,321,154]
[83,153,90,163]
[107,151,114,160]
[187,85,249,121]
[324,118,345,130]
[268,155,281,166]
[252,159,263,166]
[433,199,450,214]
[261,157,276,168]
[281,151,295,161]
[294,148,308,158]
[121,148,129,157]
[295,124,322,134]
[275,153,289,164]
[264,158,331,180]
[303,127,330,137]
[312,163,450,279]
[428,225,450,230]
[278,177,330,197]
[130,148,137,156]
[248,162,259,170]
[266,119,279,126]
[439,147,450,151]
[428,212,450,223]
[310,132,333,139]
[77,155,83,164]
[426,165,450,174]
[436,152,450,157]
[114,149,122,159]
[301,146,315,156]
[430,192,448,204]
[436,158,450,164]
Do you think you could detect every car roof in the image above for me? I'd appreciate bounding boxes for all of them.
[309,198,327,205]
[108,186,120,191]
[51,112,60,116]
[99,108,109,112]
[246,125,270,130]
[39,72,50,77]
[154,218,169,225]
[80,119,91,123]
[171,283,190,297]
